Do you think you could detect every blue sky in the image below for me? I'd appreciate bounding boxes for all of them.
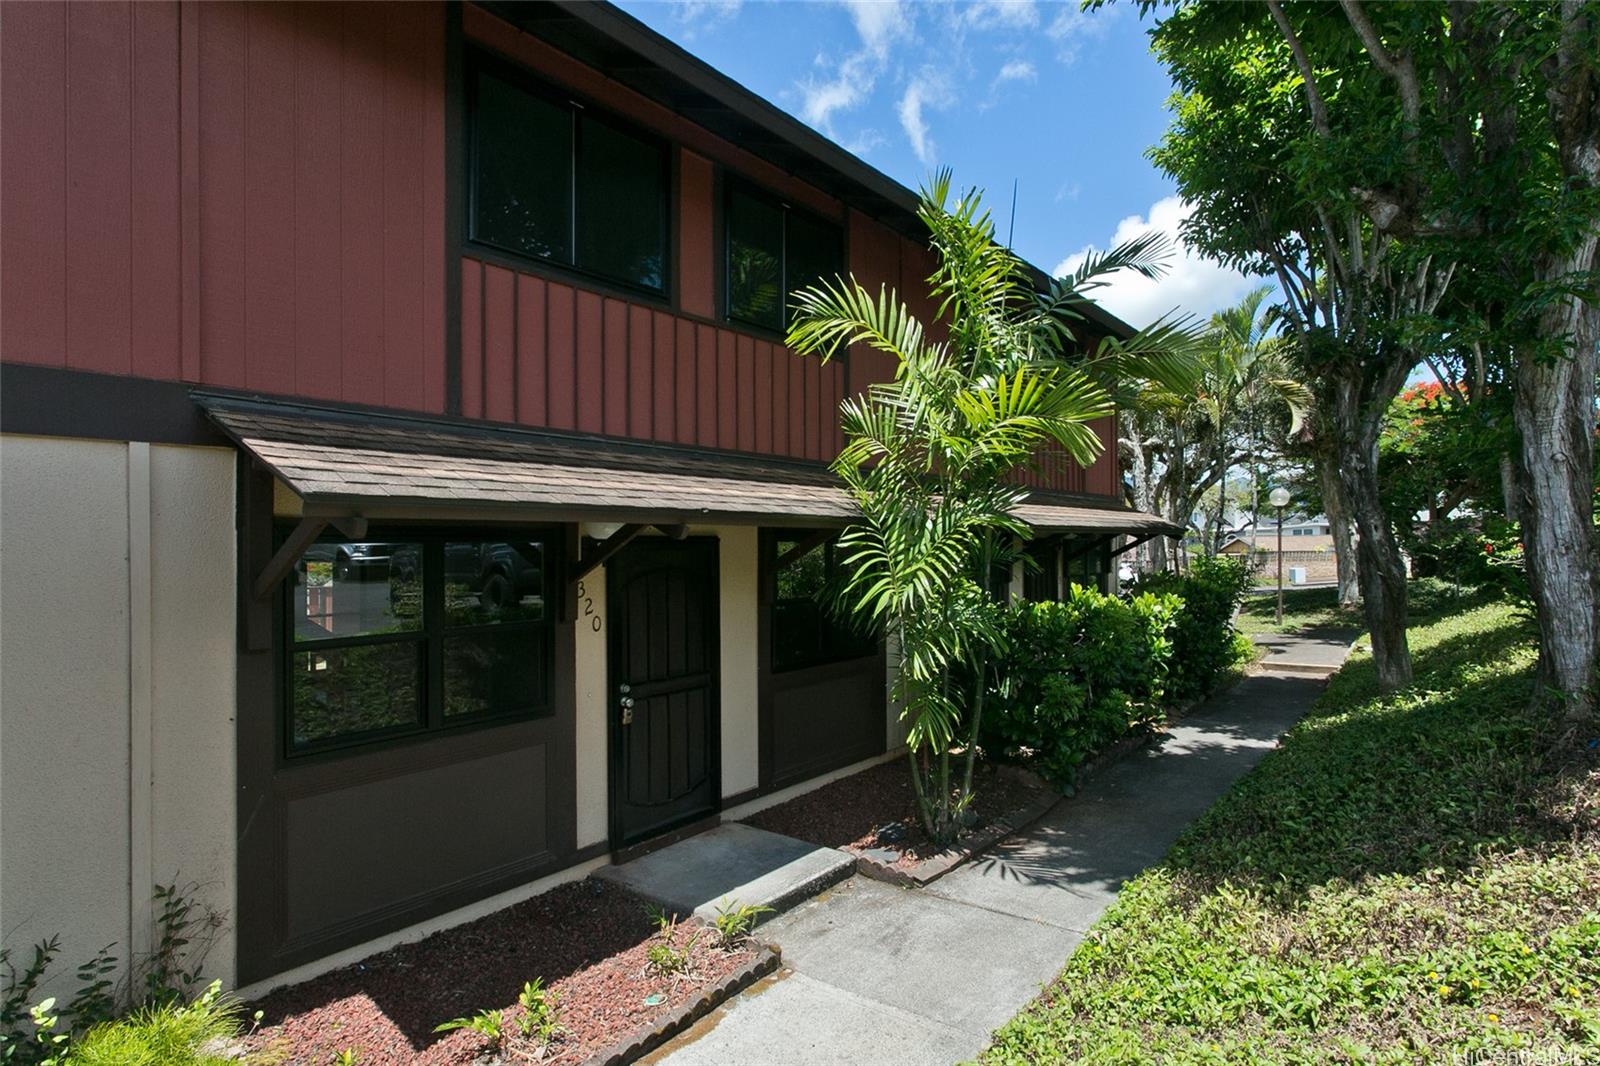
[617,0,1259,328]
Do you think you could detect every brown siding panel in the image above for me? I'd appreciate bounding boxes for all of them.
[575,291,604,433]
[603,298,629,437]
[197,1,247,389]
[629,305,654,440]
[736,335,756,452]
[678,151,716,319]
[755,341,774,455]
[546,282,576,431]
[674,318,696,446]
[460,260,484,419]
[244,1,297,396]
[131,2,183,382]
[716,330,737,451]
[652,310,676,443]
[483,263,516,422]
[517,274,548,427]
[1,1,68,368]
[695,324,717,446]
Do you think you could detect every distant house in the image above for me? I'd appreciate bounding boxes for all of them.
[1220,517,1336,554]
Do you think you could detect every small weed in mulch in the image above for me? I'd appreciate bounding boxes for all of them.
[742,759,1048,868]
[241,879,755,1066]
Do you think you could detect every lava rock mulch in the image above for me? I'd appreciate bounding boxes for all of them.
[742,759,1050,871]
[242,879,759,1066]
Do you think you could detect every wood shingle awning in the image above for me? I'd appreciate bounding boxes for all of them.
[197,393,1180,536]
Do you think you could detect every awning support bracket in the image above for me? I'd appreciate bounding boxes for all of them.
[773,528,833,572]
[571,523,646,585]
[1108,531,1165,560]
[251,513,367,601]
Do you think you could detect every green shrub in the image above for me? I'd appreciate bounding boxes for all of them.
[985,585,1180,785]
[1134,555,1253,701]
[67,981,243,1066]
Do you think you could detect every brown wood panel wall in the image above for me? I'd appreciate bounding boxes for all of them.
[460,256,847,462]
[0,1,447,412]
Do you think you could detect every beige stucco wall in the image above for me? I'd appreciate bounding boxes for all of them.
[0,436,237,993]
[573,561,609,851]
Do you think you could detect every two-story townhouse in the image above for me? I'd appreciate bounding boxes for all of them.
[0,0,1177,994]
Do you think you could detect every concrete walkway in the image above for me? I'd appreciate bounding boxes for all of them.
[648,634,1352,1066]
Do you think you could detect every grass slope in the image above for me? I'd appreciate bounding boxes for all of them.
[982,586,1600,1064]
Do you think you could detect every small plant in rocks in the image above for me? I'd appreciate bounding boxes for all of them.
[432,1008,506,1054]
[710,900,772,949]
[331,1049,359,1066]
[643,908,699,978]
[515,979,562,1046]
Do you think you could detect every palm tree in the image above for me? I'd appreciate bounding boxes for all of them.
[786,171,1197,842]
[1196,287,1311,555]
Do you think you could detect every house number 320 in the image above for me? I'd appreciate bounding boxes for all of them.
[576,580,602,632]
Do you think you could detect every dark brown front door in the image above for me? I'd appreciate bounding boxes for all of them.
[608,537,720,847]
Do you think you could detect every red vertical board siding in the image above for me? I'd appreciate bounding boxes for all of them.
[381,3,428,411]
[677,151,716,319]
[197,1,247,388]
[293,1,343,401]
[575,291,604,433]
[65,2,133,375]
[735,335,756,451]
[674,319,696,446]
[339,4,386,407]
[242,2,296,395]
[716,330,737,450]
[482,264,516,422]
[419,5,447,415]
[695,325,717,446]
[546,282,576,430]
[459,261,483,419]
[516,274,547,427]
[803,354,822,460]
[628,305,654,439]
[2,1,68,366]
[651,310,676,442]
[602,299,629,436]
[130,1,181,381]
[787,352,805,458]
[770,347,789,460]
[754,342,774,454]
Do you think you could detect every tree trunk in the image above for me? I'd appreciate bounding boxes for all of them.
[1320,457,1362,606]
[1332,378,1413,689]
[1513,255,1599,717]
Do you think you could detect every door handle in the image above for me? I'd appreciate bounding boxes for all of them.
[620,695,635,725]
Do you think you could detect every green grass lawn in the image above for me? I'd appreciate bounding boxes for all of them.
[981,587,1600,1064]
[1235,585,1360,635]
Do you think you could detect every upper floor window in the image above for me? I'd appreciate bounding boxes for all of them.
[468,60,668,295]
[725,182,843,333]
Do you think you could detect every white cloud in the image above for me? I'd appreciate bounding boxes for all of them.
[959,0,1039,30]
[669,0,741,37]
[992,58,1037,86]
[898,72,951,164]
[1046,3,1113,65]
[795,0,914,136]
[1051,197,1260,329]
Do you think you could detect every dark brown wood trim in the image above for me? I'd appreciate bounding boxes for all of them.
[719,786,761,811]
[0,363,228,445]
[609,813,719,866]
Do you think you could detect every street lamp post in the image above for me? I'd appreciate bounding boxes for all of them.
[1269,486,1291,624]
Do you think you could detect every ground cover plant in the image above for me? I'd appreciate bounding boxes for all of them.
[981,583,1600,1064]
[243,880,756,1066]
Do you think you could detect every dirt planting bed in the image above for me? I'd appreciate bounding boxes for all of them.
[242,879,760,1065]
[741,758,1051,871]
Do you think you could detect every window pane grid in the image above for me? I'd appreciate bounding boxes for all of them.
[283,530,555,757]
[468,57,668,296]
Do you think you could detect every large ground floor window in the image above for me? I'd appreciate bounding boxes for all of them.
[282,529,555,756]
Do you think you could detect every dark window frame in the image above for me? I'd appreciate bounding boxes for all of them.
[278,524,560,760]
[464,48,673,299]
[723,177,844,336]
[766,530,878,674]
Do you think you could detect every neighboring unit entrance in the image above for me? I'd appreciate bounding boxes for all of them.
[607,537,720,847]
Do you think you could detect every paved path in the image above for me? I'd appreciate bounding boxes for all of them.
[648,635,1352,1066]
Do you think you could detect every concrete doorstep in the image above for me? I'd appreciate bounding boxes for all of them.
[593,823,856,924]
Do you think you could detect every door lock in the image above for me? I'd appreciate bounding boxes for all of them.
[620,695,635,725]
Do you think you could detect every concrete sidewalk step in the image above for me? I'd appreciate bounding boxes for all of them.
[594,823,855,924]
[1257,660,1340,677]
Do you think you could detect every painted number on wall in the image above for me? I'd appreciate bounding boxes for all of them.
[577,580,602,632]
